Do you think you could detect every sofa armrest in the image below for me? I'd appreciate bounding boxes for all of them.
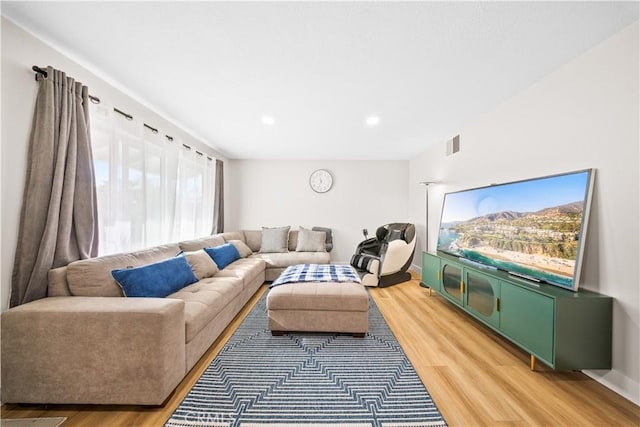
[1,296,186,405]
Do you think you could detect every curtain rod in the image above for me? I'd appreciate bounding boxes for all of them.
[32,65,214,161]
[33,65,101,104]
[143,123,158,134]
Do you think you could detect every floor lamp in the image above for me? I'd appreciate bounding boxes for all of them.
[418,181,436,252]
[419,181,435,289]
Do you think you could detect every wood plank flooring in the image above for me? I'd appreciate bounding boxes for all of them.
[2,277,639,426]
[372,275,639,426]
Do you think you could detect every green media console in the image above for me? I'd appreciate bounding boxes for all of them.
[422,251,612,371]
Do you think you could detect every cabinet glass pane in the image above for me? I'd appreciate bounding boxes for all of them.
[467,273,495,316]
[442,264,462,300]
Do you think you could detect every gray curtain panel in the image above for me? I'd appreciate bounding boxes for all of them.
[11,66,99,307]
[212,159,224,234]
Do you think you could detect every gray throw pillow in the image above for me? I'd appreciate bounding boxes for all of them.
[260,226,290,253]
[295,227,327,252]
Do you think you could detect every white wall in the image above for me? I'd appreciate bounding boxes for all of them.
[228,160,409,263]
[409,22,639,404]
[0,18,229,311]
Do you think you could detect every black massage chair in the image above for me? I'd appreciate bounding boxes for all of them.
[350,223,417,287]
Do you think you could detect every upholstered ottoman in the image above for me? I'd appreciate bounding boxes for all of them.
[266,281,369,337]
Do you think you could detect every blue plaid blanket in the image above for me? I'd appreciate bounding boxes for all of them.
[270,264,361,288]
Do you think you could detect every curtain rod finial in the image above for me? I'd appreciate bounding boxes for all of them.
[32,65,47,74]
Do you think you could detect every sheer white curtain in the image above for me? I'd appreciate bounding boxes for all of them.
[90,103,216,255]
[172,145,216,242]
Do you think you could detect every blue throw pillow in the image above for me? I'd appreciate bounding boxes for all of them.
[112,256,198,298]
[204,243,240,270]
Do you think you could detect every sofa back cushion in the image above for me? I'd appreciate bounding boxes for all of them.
[243,230,262,252]
[48,266,72,296]
[179,235,225,252]
[220,231,244,242]
[66,244,180,297]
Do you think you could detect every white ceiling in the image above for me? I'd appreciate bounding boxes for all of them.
[2,2,638,160]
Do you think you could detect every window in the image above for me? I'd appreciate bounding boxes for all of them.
[91,103,216,255]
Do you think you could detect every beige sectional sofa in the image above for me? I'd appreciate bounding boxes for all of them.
[1,229,330,406]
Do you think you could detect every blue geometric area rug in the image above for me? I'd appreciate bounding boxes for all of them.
[165,292,447,427]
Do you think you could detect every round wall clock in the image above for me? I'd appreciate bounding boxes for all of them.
[309,169,333,193]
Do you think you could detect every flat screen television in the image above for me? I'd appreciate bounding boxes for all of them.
[437,169,595,291]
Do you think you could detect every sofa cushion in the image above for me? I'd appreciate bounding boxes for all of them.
[112,256,198,298]
[220,231,244,242]
[169,276,243,342]
[179,235,225,252]
[204,243,240,270]
[216,258,266,289]
[228,240,252,258]
[250,251,331,269]
[260,226,290,253]
[295,227,326,252]
[66,244,181,297]
[266,282,369,312]
[181,250,219,280]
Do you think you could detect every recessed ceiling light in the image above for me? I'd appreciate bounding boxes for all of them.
[365,116,380,126]
[261,116,275,126]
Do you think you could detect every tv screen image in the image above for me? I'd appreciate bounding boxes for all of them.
[437,169,595,291]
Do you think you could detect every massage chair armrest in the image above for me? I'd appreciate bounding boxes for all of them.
[380,239,416,276]
[1,296,186,405]
[355,237,378,252]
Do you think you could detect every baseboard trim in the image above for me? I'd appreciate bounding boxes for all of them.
[410,263,422,274]
[583,369,640,406]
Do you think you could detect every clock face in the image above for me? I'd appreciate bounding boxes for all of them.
[309,169,333,193]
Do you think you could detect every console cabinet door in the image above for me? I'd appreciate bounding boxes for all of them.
[500,283,555,365]
[422,252,441,291]
[441,261,463,306]
[464,270,500,328]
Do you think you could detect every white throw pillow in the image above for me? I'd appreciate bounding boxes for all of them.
[260,226,290,253]
[295,227,327,252]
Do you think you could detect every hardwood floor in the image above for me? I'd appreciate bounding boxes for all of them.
[371,275,639,426]
[2,277,639,426]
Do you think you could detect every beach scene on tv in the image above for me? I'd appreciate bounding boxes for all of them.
[437,171,592,288]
